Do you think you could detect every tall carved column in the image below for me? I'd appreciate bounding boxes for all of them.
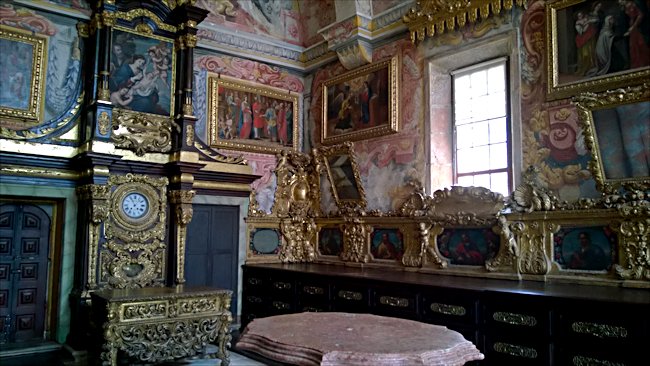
[85,0,116,143]
[168,189,195,284]
[170,4,208,152]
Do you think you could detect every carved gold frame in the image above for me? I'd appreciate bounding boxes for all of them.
[0,25,47,125]
[546,0,650,100]
[317,142,367,212]
[574,83,650,193]
[207,74,300,153]
[321,55,399,145]
[245,219,283,264]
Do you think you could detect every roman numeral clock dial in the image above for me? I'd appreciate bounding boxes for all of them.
[121,192,149,219]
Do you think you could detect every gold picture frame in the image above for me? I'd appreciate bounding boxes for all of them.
[321,55,399,145]
[316,142,367,212]
[574,83,650,193]
[208,75,299,153]
[0,25,48,125]
[545,0,650,100]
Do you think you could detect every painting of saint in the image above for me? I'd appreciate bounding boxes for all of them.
[318,228,342,256]
[554,227,615,271]
[437,229,500,266]
[370,229,403,261]
[108,29,173,116]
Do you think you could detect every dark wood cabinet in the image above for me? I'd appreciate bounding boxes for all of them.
[241,263,650,365]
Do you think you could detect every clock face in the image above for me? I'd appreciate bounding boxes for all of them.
[121,192,149,219]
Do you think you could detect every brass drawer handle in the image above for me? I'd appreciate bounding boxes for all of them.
[493,342,538,359]
[379,296,409,308]
[303,286,324,295]
[573,355,625,366]
[303,307,322,312]
[273,281,291,290]
[493,311,537,327]
[272,301,290,310]
[430,302,466,316]
[246,296,263,303]
[338,290,362,301]
[247,278,261,285]
[571,322,628,339]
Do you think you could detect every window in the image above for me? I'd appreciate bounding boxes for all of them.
[451,58,511,196]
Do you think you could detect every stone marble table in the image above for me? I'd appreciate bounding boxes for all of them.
[236,312,484,366]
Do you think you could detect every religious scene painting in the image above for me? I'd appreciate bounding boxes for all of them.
[208,76,298,153]
[322,56,398,145]
[547,0,650,99]
[109,28,174,116]
[553,226,616,271]
[318,227,343,257]
[0,25,47,123]
[437,229,500,266]
[370,229,404,261]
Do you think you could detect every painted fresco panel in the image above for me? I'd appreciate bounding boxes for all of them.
[0,35,34,110]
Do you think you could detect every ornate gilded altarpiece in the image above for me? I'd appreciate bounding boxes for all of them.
[245,142,649,288]
[97,174,169,289]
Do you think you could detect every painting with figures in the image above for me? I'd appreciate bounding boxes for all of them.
[370,229,404,261]
[437,228,500,266]
[208,76,299,153]
[547,0,650,99]
[553,226,616,271]
[109,28,174,116]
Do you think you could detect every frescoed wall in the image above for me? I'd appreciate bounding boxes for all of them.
[197,0,335,47]
[193,51,306,213]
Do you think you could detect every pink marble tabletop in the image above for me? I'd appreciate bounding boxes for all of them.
[236,312,484,365]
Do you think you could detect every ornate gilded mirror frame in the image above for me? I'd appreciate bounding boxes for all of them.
[315,141,367,214]
[573,83,650,194]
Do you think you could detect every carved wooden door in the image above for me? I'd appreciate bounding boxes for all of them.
[0,204,50,344]
[185,204,239,316]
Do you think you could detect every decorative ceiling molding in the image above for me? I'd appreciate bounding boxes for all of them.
[403,0,525,43]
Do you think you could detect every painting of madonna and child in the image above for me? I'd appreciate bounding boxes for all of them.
[555,0,649,85]
[437,229,501,266]
[554,227,615,271]
[109,29,174,116]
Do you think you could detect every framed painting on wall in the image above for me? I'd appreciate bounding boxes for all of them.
[0,25,47,126]
[108,27,175,117]
[208,75,299,153]
[436,228,501,266]
[574,83,649,193]
[546,0,650,100]
[553,226,616,271]
[370,228,404,262]
[317,142,367,212]
[321,55,399,145]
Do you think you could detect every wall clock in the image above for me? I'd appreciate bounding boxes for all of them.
[121,192,149,219]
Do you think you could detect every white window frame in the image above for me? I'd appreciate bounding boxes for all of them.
[424,31,522,196]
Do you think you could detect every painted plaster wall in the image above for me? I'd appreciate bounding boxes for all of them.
[197,0,336,47]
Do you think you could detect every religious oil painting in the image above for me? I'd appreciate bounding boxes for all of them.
[321,55,399,145]
[208,75,299,153]
[437,228,500,266]
[318,227,343,257]
[249,227,281,255]
[0,25,47,124]
[370,228,404,261]
[109,27,175,117]
[546,0,650,100]
[574,84,649,192]
[553,226,616,271]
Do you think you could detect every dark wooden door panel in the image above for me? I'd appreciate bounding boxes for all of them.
[0,204,50,343]
[185,204,239,315]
